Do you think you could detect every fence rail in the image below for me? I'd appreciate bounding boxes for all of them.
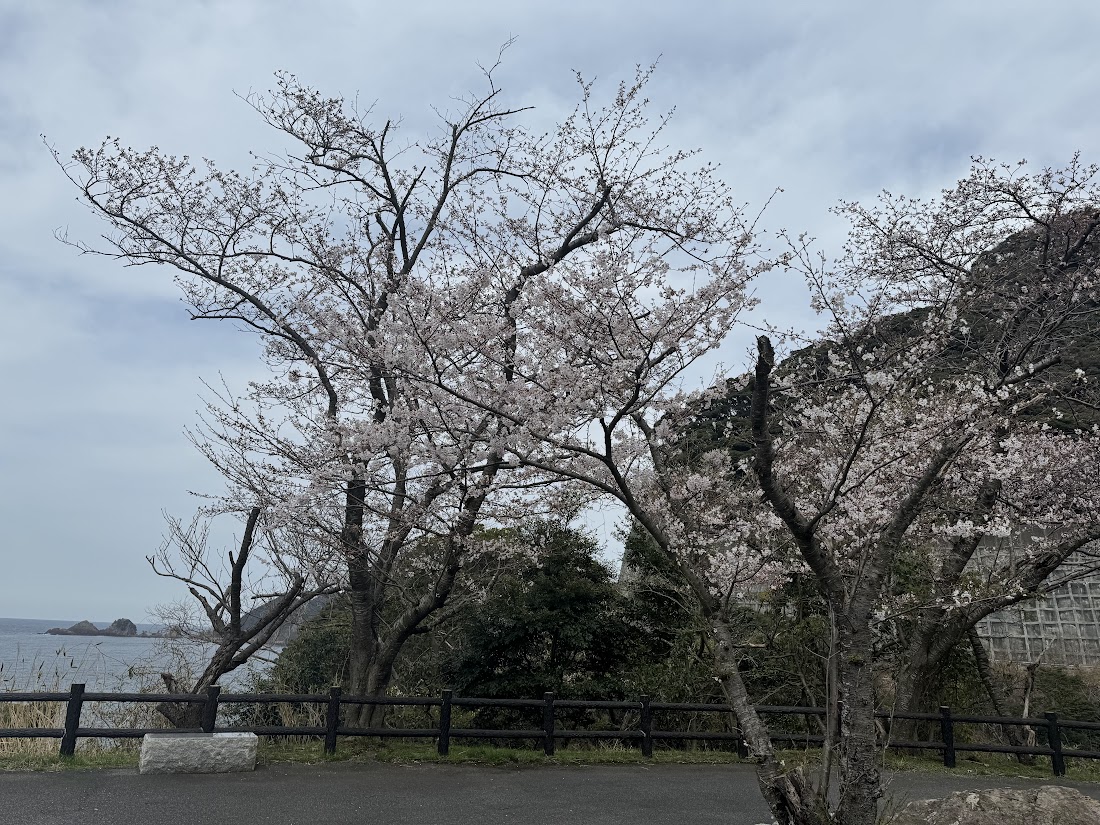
[1,684,1094,776]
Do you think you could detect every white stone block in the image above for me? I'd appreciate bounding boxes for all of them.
[139,732,258,774]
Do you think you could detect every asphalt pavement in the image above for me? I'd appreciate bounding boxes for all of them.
[3,762,1099,825]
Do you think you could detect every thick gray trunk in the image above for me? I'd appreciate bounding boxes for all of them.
[968,627,1032,764]
[156,701,204,729]
[892,634,938,748]
[710,620,829,825]
[346,532,385,727]
[347,595,387,728]
[835,617,882,825]
[351,662,393,729]
[343,474,476,729]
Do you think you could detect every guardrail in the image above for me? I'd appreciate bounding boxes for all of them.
[2,685,1095,776]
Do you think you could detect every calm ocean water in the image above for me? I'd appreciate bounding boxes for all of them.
[0,617,263,692]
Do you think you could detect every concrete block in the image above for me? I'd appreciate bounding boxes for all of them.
[139,732,258,774]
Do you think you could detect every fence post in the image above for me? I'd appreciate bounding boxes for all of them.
[324,686,342,755]
[201,685,221,733]
[438,689,453,757]
[542,692,555,757]
[1045,712,1066,777]
[59,683,86,757]
[939,705,956,769]
[639,695,653,758]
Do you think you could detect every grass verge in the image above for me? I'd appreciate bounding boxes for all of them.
[0,739,745,772]
[882,750,1100,783]
[775,747,1100,783]
[0,748,139,772]
[3,739,1100,783]
[259,740,748,767]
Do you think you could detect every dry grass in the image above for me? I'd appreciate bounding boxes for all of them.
[1,651,75,759]
[0,699,64,758]
[0,649,164,759]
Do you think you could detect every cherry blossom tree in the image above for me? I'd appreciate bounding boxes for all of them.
[427,156,1100,825]
[740,156,1100,824]
[415,164,814,819]
[862,206,1100,722]
[54,59,532,721]
[52,58,767,728]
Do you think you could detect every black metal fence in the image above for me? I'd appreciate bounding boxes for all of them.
[2,684,1098,776]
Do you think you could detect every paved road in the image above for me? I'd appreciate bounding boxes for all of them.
[3,762,1099,825]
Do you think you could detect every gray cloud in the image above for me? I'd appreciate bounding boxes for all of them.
[2,0,1098,619]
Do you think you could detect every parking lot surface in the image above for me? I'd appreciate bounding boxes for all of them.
[3,761,1098,825]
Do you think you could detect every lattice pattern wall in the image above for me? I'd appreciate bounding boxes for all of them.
[977,573,1100,666]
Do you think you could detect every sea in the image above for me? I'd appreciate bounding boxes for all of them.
[0,617,265,692]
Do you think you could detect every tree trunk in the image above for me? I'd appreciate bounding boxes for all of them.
[346,547,386,727]
[156,702,204,729]
[892,635,939,749]
[820,604,839,796]
[968,627,1033,764]
[710,620,830,825]
[345,605,439,728]
[834,617,883,825]
[894,618,986,748]
[354,660,393,729]
[340,474,390,728]
[343,471,483,729]
[156,673,205,729]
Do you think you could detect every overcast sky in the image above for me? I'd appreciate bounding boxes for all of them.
[2,0,1097,621]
